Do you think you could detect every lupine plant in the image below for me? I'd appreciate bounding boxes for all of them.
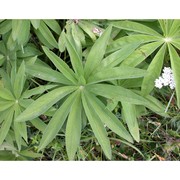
[0,19,179,160]
[15,25,167,160]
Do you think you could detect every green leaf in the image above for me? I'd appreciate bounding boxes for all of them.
[121,41,163,67]
[84,25,112,78]
[100,42,141,68]
[0,109,14,145]
[169,20,180,36]
[0,87,15,100]
[14,104,27,143]
[38,90,79,151]
[0,100,14,112]
[107,34,161,53]
[12,20,30,45]
[134,90,168,117]
[168,44,180,108]
[58,31,66,52]
[7,33,17,51]
[78,21,97,41]
[26,64,72,85]
[43,19,61,34]
[34,28,54,49]
[171,39,180,50]
[141,44,166,96]
[158,20,166,36]
[15,86,77,122]
[30,118,46,132]
[0,20,12,34]
[87,84,147,105]
[81,91,112,159]
[13,61,26,99]
[84,90,133,143]
[42,46,77,84]
[111,20,162,37]
[38,21,58,48]
[19,150,43,158]
[64,35,84,76]
[0,69,13,92]
[122,102,140,142]
[13,121,22,150]
[66,91,82,160]
[87,66,146,84]
[17,44,42,58]
[30,19,41,29]
[22,84,57,99]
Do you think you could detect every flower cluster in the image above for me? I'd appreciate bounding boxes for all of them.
[155,67,175,89]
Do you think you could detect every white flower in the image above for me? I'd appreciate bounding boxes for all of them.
[155,78,163,89]
[155,67,175,89]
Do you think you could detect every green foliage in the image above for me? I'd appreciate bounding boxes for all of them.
[0,19,180,160]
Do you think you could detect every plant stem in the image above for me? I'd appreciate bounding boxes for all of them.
[165,91,175,113]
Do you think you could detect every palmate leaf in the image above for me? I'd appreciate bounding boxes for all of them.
[87,66,146,84]
[43,20,61,35]
[111,20,162,37]
[84,90,133,143]
[13,61,26,99]
[87,84,147,105]
[42,46,77,84]
[64,35,84,76]
[0,20,12,35]
[22,84,58,99]
[26,63,72,85]
[26,64,72,85]
[106,34,161,53]
[37,21,58,48]
[88,84,168,117]
[15,86,77,122]
[78,20,97,42]
[12,20,30,45]
[38,90,79,151]
[141,44,166,96]
[0,100,14,112]
[121,41,163,67]
[169,19,180,36]
[14,104,27,150]
[168,44,180,108]
[81,91,112,159]
[0,108,14,145]
[134,90,168,117]
[122,102,139,142]
[100,42,141,69]
[65,91,82,160]
[30,19,41,29]
[84,25,112,78]
[0,87,14,100]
